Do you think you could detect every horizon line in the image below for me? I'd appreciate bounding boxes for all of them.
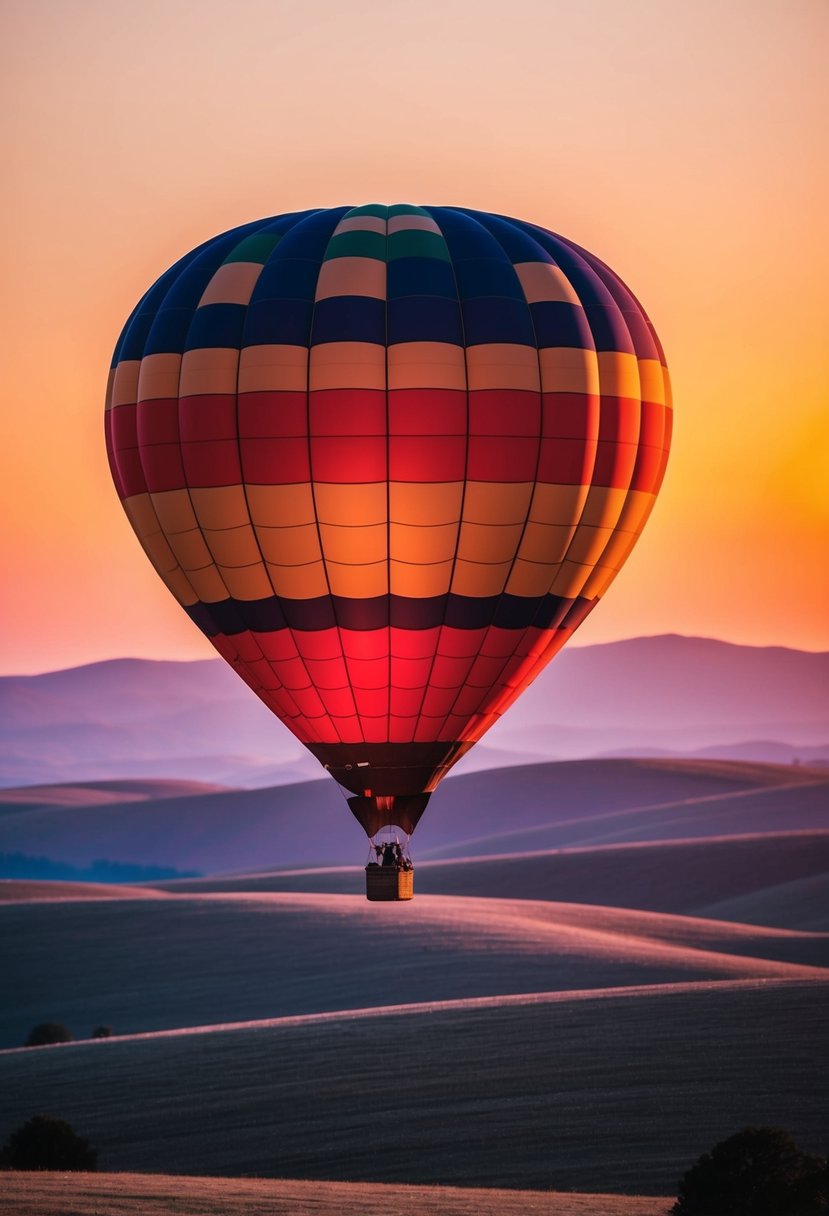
[2,631,827,679]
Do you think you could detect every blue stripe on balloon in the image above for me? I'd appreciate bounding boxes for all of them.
[459,210,556,264]
[452,258,526,300]
[142,307,199,356]
[461,296,536,345]
[244,298,314,346]
[583,305,636,354]
[311,295,386,345]
[251,258,322,302]
[387,257,457,299]
[387,296,464,345]
[183,303,247,351]
[530,301,594,349]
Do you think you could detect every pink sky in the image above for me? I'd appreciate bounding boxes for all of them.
[2,0,827,673]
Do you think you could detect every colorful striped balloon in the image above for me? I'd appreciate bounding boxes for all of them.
[105,205,672,838]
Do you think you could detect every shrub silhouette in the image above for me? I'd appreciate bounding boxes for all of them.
[672,1126,827,1215]
[92,1025,113,1039]
[24,1022,72,1047]
[0,1115,97,1171]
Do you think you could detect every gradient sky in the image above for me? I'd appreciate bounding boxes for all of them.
[2,0,827,674]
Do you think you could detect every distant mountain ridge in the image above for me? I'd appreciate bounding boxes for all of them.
[1,635,826,789]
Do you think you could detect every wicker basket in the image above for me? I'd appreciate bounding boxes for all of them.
[365,865,414,901]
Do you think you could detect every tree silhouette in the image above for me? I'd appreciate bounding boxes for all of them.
[92,1025,113,1039]
[24,1022,72,1047]
[0,1115,97,1171]
[672,1126,827,1215]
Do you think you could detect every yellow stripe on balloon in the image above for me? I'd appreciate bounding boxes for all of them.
[387,342,467,390]
[198,262,264,307]
[238,345,309,394]
[315,256,387,300]
[462,481,534,525]
[596,351,640,399]
[109,360,141,408]
[466,344,540,391]
[310,342,386,390]
[313,482,387,526]
[390,560,454,597]
[180,348,239,397]
[245,483,317,527]
[538,348,600,395]
[513,262,582,306]
[137,353,182,401]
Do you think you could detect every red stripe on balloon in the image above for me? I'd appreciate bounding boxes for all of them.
[310,389,387,435]
[388,389,466,434]
[239,392,308,437]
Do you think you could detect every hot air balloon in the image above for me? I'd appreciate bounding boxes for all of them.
[105,205,671,899]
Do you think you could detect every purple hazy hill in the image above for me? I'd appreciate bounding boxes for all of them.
[1,636,826,790]
[1,758,826,877]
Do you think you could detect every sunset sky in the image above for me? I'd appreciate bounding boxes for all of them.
[2,0,827,675]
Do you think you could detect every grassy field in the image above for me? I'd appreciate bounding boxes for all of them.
[3,757,825,1205]
[1,981,825,1195]
[0,1173,672,1215]
[1,889,825,1048]
[161,829,829,929]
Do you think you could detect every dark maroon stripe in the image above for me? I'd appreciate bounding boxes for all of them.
[306,741,461,799]
[186,591,592,637]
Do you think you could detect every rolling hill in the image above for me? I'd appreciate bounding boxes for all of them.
[159,832,829,931]
[1,980,825,1194]
[3,664,825,1207]
[2,887,826,1049]
[1,758,825,876]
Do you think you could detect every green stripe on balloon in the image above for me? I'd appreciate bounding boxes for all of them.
[223,232,284,264]
[387,231,450,261]
[324,231,387,260]
[345,203,390,219]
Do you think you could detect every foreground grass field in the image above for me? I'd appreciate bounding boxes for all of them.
[0,1173,672,1216]
[2,981,825,1194]
[2,889,826,1047]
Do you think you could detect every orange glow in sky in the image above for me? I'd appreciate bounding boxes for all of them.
[2,0,827,673]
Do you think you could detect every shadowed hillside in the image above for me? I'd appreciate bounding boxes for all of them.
[163,829,829,930]
[1,981,824,1195]
[1,888,825,1048]
[1,758,825,875]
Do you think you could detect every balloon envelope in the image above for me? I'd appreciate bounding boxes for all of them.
[105,205,671,836]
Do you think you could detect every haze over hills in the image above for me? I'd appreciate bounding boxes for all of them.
[1,636,827,789]
[2,758,826,876]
